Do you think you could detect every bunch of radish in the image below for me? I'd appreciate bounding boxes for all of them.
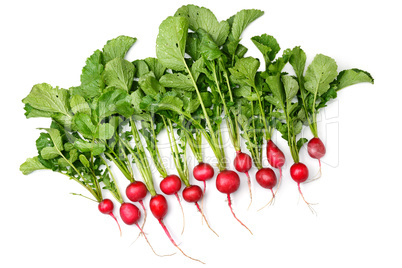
[19,4,373,264]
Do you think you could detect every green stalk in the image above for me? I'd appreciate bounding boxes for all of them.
[104,152,132,182]
[59,153,102,202]
[124,119,156,196]
[148,116,168,178]
[163,117,190,187]
[215,105,226,171]
[297,76,317,137]
[311,91,319,137]
[185,129,203,163]
[183,61,216,145]
[251,81,271,140]
[248,104,263,170]
[100,156,124,204]
[87,152,103,200]
[285,111,299,163]
[213,63,240,152]
[118,142,135,182]
[61,172,100,202]
[169,116,203,163]
[223,70,241,149]
[183,59,225,170]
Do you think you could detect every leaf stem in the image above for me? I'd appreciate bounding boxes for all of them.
[183,59,225,170]
[100,155,124,204]
[149,115,168,178]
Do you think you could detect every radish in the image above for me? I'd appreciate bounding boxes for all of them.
[98,198,122,236]
[193,162,214,194]
[255,168,277,210]
[126,181,148,206]
[307,137,326,181]
[216,170,252,234]
[267,140,285,169]
[150,194,204,264]
[290,162,316,214]
[126,181,148,229]
[159,174,185,234]
[182,185,202,203]
[289,47,374,184]
[160,175,182,195]
[182,185,219,237]
[267,139,285,190]
[233,151,253,208]
[120,202,170,257]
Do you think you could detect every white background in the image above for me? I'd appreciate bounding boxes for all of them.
[1,0,401,267]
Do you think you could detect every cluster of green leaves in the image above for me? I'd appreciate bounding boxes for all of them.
[289,47,374,137]
[20,35,144,203]
[142,5,267,171]
[233,37,373,163]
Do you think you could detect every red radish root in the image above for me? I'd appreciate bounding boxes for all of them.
[150,194,204,264]
[160,175,185,234]
[290,162,317,215]
[234,151,253,209]
[160,175,182,195]
[267,140,285,195]
[216,170,252,234]
[255,168,277,210]
[193,162,214,194]
[120,202,172,257]
[183,185,219,237]
[193,162,214,222]
[126,181,148,233]
[98,199,122,236]
[182,185,203,203]
[267,140,285,169]
[307,137,326,182]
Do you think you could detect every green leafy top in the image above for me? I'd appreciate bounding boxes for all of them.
[290,47,374,137]
[156,16,189,71]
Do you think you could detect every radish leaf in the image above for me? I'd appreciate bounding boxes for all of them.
[103,58,135,92]
[78,49,105,99]
[102,35,137,64]
[20,157,48,175]
[304,54,338,96]
[156,16,189,71]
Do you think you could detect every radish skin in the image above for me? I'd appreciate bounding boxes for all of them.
[183,185,219,237]
[255,168,277,210]
[159,175,185,234]
[193,162,214,194]
[307,137,326,182]
[216,170,252,234]
[126,181,148,232]
[233,151,253,208]
[119,202,171,257]
[150,194,204,264]
[266,140,285,195]
[98,199,122,236]
[290,162,316,214]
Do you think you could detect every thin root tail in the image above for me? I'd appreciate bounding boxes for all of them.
[135,223,175,257]
[258,189,276,211]
[298,183,318,216]
[227,194,253,235]
[108,212,122,237]
[158,219,205,264]
[175,193,185,235]
[245,171,253,210]
[195,202,219,237]
[306,159,322,184]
